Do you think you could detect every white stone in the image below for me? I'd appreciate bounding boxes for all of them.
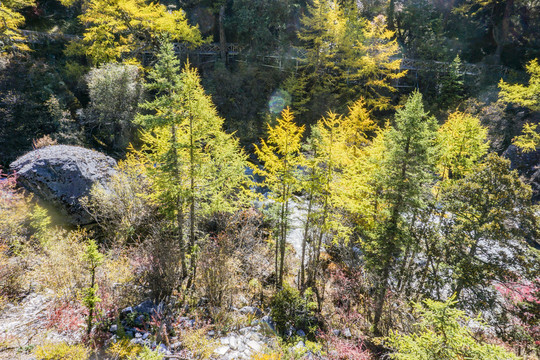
[221,337,230,345]
[250,332,261,341]
[214,346,230,356]
[229,336,238,349]
[247,340,262,352]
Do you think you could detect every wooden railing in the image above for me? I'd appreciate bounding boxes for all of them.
[17,29,509,76]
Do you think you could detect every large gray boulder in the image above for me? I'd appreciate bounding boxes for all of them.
[10,145,117,225]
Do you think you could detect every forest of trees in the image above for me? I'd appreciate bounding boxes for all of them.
[1,0,540,359]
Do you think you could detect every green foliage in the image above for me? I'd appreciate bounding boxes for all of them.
[29,205,52,247]
[81,153,155,244]
[107,339,144,359]
[133,346,164,360]
[33,342,90,360]
[84,63,143,152]
[270,284,317,335]
[181,327,219,360]
[363,91,438,334]
[135,42,248,294]
[441,153,539,310]
[438,55,465,109]
[387,296,520,360]
[295,1,404,120]
[82,238,103,335]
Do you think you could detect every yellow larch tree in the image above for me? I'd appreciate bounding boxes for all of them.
[253,107,305,289]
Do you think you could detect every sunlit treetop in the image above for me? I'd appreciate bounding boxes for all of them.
[0,0,36,54]
[64,0,203,65]
[499,58,540,152]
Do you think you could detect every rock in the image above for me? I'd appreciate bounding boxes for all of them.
[343,328,352,338]
[135,300,157,315]
[296,329,306,337]
[214,346,230,356]
[292,341,306,352]
[239,306,263,317]
[220,337,230,345]
[170,341,182,350]
[285,326,296,337]
[10,145,117,225]
[247,340,262,352]
[261,316,276,333]
[208,330,216,337]
[122,306,133,314]
[157,343,170,354]
[110,325,118,333]
[250,332,261,342]
[226,351,240,360]
[229,336,238,350]
[332,329,341,336]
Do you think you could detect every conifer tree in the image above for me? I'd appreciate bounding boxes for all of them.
[0,0,35,53]
[296,1,404,121]
[366,91,438,334]
[253,107,304,289]
[136,42,248,290]
[300,112,343,292]
[64,0,203,65]
[82,238,103,336]
[441,154,539,311]
[436,111,489,180]
[499,58,540,152]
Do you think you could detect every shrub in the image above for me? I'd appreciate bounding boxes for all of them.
[198,232,241,309]
[33,342,90,360]
[270,284,317,335]
[31,229,87,299]
[0,171,31,251]
[181,327,218,360]
[319,332,372,360]
[386,296,521,360]
[134,347,164,360]
[107,339,143,359]
[81,153,156,245]
[84,63,143,152]
[32,135,58,149]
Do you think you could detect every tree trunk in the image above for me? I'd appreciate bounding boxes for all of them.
[300,189,314,292]
[494,0,514,64]
[279,189,289,289]
[171,124,186,280]
[219,4,227,62]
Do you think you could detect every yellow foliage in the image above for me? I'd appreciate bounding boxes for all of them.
[0,0,36,54]
[253,107,305,200]
[72,0,203,64]
[31,229,87,299]
[107,339,143,359]
[252,353,282,360]
[33,342,90,360]
[499,58,540,112]
[181,327,219,360]
[513,122,540,153]
[436,111,489,180]
[499,58,540,152]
